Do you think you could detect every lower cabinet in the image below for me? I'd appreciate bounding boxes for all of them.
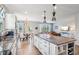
[34,36,75,55]
[34,36,50,55]
[34,36,39,48]
[50,42,75,55]
[50,43,58,55]
[39,39,50,55]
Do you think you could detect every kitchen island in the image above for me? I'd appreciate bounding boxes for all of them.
[33,33,76,55]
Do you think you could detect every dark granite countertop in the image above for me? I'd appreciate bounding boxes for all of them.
[35,33,76,45]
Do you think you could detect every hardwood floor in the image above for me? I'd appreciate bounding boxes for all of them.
[75,45,79,55]
[16,39,79,55]
[17,40,41,55]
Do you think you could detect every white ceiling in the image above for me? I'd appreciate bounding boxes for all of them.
[4,4,79,21]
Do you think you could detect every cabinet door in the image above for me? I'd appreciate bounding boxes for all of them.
[38,38,50,55]
[34,36,38,48]
[42,45,50,55]
[42,40,50,54]
[50,43,58,55]
[38,37,43,52]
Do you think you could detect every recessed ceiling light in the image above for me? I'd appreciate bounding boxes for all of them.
[55,6,57,9]
[24,11,28,14]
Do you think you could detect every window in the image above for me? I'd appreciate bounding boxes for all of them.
[17,21,24,33]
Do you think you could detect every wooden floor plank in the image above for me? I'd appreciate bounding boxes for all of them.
[17,40,41,55]
[16,40,79,55]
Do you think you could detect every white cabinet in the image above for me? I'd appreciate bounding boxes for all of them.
[40,23,52,32]
[50,43,58,55]
[50,43,75,55]
[5,14,16,29]
[34,36,39,48]
[34,36,50,55]
[0,5,6,32]
[50,43,67,55]
[34,35,75,55]
[38,38,50,55]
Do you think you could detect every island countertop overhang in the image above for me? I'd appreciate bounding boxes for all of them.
[35,33,76,45]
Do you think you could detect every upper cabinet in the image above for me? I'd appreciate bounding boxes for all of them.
[5,14,16,30]
[40,23,52,32]
[0,5,6,33]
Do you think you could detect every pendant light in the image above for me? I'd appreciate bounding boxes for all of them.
[43,10,47,23]
[52,4,56,21]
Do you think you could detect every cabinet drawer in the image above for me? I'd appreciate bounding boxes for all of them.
[38,43,49,55]
[43,40,49,44]
[39,42,49,49]
[39,46,49,55]
[43,41,49,46]
[42,44,49,50]
[42,50,49,55]
[39,38,49,45]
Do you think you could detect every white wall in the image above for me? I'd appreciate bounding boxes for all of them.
[15,13,27,21]
[53,13,79,41]
[59,15,76,33]
[75,13,79,41]
[53,14,75,36]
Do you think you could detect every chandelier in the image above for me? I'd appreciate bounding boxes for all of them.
[52,4,56,21]
[43,10,47,23]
